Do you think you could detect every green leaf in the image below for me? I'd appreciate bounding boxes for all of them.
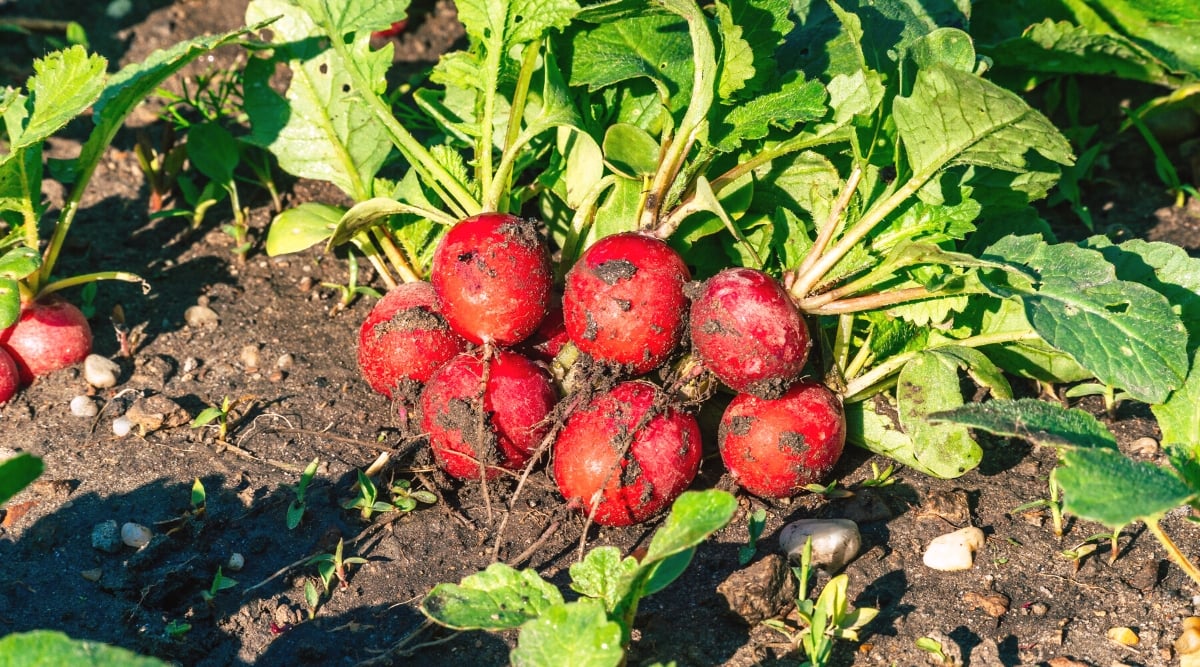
[973,297,1093,384]
[895,350,983,477]
[711,73,827,153]
[190,478,206,508]
[981,236,1188,404]
[642,547,696,598]
[0,453,44,507]
[926,346,1013,400]
[0,277,20,329]
[327,198,451,250]
[0,630,168,666]
[569,546,639,613]
[421,563,564,631]
[244,2,388,201]
[602,123,660,178]
[4,46,106,155]
[569,12,693,112]
[457,0,579,52]
[191,407,225,429]
[292,0,410,35]
[0,246,40,280]
[846,394,974,479]
[893,63,1073,182]
[927,398,1119,450]
[1154,350,1200,448]
[510,600,624,667]
[909,27,976,72]
[265,203,344,256]
[1056,447,1195,528]
[722,0,793,96]
[1082,237,1200,344]
[713,0,754,100]
[643,489,737,564]
[186,122,239,186]
[589,175,642,242]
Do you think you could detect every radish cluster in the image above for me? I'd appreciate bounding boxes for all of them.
[355,215,846,526]
[0,297,95,402]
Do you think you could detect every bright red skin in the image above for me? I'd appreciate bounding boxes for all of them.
[358,282,467,398]
[563,233,690,375]
[0,347,18,404]
[521,300,568,363]
[718,382,845,499]
[420,350,557,480]
[0,298,93,385]
[553,381,701,527]
[431,213,552,346]
[690,268,810,398]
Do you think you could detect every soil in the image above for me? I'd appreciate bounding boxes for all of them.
[2,1,1200,666]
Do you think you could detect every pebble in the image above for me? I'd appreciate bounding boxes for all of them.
[125,395,189,433]
[923,526,985,571]
[716,553,796,625]
[1129,436,1159,457]
[227,553,245,572]
[1106,626,1138,646]
[69,395,99,418]
[80,569,102,582]
[779,518,861,573]
[240,344,260,373]
[184,305,220,328]
[1177,618,1200,666]
[112,416,133,438]
[275,353,294,371]
[91,520,122,553]
[83,354,121,388]
[121,522,153,548]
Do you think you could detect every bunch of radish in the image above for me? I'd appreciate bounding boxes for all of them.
[356,213,846,526]
[0,298,95,403]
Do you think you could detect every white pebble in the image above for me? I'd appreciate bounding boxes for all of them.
[239,344,261,372]
[184,305,220,328]
[112,416,133,437]
[275,353,294,371]
[923,526,986,571]
[83,354,121,389]
[779,518,861,573]
[120,522,152,548]
[227,553,245,571]
[70,395,99,418]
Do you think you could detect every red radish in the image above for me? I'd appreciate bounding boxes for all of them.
[0,298,92,385]
[718,381,845,499]
[431,213,552,346]
[358,282,467,398]
[521,299,568,363]
[689,267,810,398]
[0,347,18,404]
[420,350,557,480]
[371,20,408,40]
[562,233,690,375]
[553,381,701,527]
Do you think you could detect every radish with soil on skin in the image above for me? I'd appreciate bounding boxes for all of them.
[431,213,552,347]
[0,298,93,385]
[562,232,690,375]
[0,348,18,404]
[689,267,810,398]
[357,281,467,399]
[553,380,702,527]
[718,381,846,499]
[419,349,557,480]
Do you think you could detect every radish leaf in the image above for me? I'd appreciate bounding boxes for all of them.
[421,563,564,630]
[510,600,623,667]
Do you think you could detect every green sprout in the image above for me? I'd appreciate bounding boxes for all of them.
[737,508,768,566]
[343,470,394,521]
[305,538,367,619]
[389,479,437,513]
[286,458,320,530]
[860,462,896,488]
[200,567,238,605]
[321,253,383,315]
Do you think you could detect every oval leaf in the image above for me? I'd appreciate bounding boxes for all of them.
[896,351,983,477]
[421,563,564,631]
[643,489,736,564]
[1057,447,1195,528]
[510,600,623,667]
[602,123,660,178]
[265,202,344,256]
[0,246,41,280]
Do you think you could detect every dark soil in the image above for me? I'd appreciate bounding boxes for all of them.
[3,1,1200,666]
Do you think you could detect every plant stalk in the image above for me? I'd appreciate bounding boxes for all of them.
[485,39,543,211]
[789,167,863,285]
[804,286,934,316]
[1147,518,1200,587]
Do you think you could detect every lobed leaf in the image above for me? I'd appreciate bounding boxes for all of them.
[568,13,693,111]
[510,600,624,667]
[711,74,827,153]
[5,46,106,155]
[421,563,564,631]
[292,0,411,36]
[569,546,638,613]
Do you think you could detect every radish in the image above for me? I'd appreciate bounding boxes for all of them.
[0,348,18,404]
[431,213,552,346]
[0,298,93,385]
[562,233,690,375]
[689,267,810,398]
[358,282,467,399]
[553,381,701,527]
[520,299,569,364]
[718,382,846,499]
[419,350,557,480]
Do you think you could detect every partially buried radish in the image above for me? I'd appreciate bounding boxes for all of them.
[689,267,809,398]
[357,282,467,399]
[431,213,552,346]
[0,297,93,385]
[0,348,18,404]
[718,382,845,499]
[420,350,557,480]
[553,381,701,527]
[562,233,690,375]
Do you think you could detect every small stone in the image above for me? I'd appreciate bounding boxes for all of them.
[83,354,121,388]
[91,520,121,553]
[80,569,102,582]
[184,305,220,328]
[1106,626,1138,646]
[69,395,99,418]
[121,522,153,548]
[779,519,861,573]
[227,553,245,572]
[240,344,260,373]
[181,357,200,374]
[923,526,985,571]
[716,553,796,625]
[112,416,133,438]
[1129,436,1159,457]
[275,353,294,371]
[917,489,971,525]
[298,276,313,293]
[267,370,285,383]
[963,590,1010,617]
[125,395,188,433]
[1031,602,1049,616]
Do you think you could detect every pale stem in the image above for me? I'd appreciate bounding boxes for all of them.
[832,314,855,373]
[38,271,150,298]
[485,39,542,211]
[557,175,616,278]
[1147,518,1200,588]
[477,43,504,206]
[789,167,863,287]
[371,228,420,283]
[804,286,933,315]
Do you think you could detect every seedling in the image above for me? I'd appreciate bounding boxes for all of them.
[1061,530,1125,570]
[389,479,437,513]
[200,567,238,605]
[803,481,854,500]
[764,537,878,667]
[737,508,768,566]
[134,125,187,214]
[343,470,394,521]
[915,636,953,665]
[305,538,367,619]
[860,463,897,489]
[1124,106,1199,209]
[321,253,382,315]
[286,458,319,530]
[191,395,253,442]
[163,620,191,640]
[1011,471,1066,537]
[1063,382,1132,419]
